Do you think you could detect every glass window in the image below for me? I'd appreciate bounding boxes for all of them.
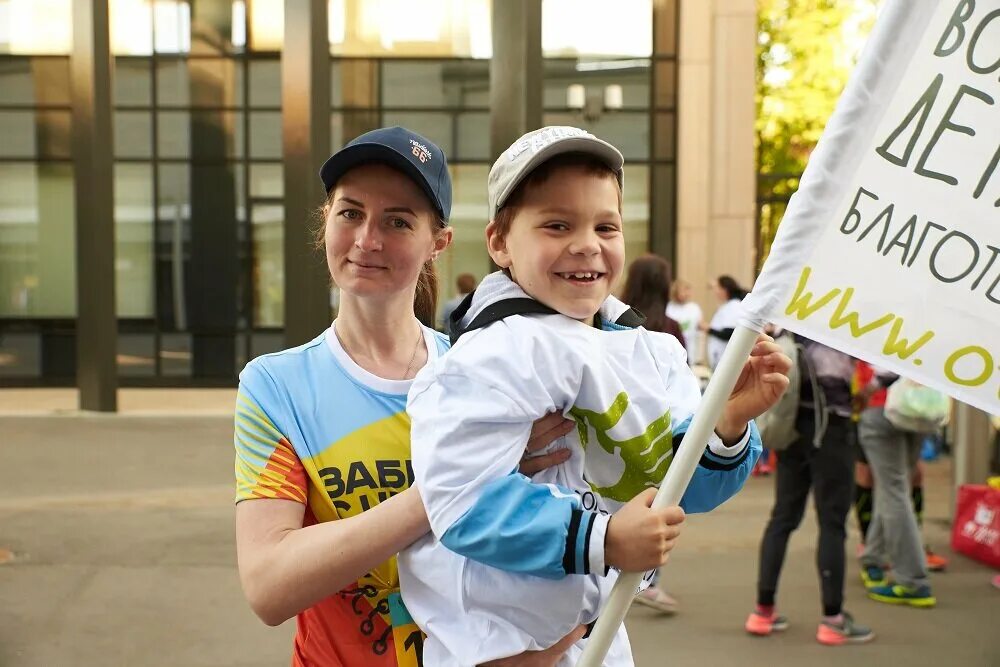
[117,332,156,376]
[155,58,243,108]
[454,112,489,161]
[0,58,70,107]
[331,59,379,109]
[188,0,240,54]
[248,111,281,159]
[0,332,40,377]
[115,163,154,318]
[380,61,489,109]
[0,0,71,55]
[330,110,380,151]
[114,57,152,105]
[246,0,491,57]
[248,59,281,107]
[110,0,154,55]
[114,111,153,159]
[542,111,649,160]
[157,110,244,159]
[0,163,76,317]
[542,0,652,57]
[0,111,36,157]
[155,165,190,332]
[251,203,283,327]
[0,111,72,159]
[621,164,650,271]
[544,61,650,110]
[159,333,191,375]
[249,163,283,199]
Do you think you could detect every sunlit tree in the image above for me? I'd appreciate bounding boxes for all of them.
[756,0,880,264]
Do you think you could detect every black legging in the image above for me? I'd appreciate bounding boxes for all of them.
[756,413,855,616]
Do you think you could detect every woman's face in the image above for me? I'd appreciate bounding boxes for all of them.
[325,163,451,301]
[711,280,728,302]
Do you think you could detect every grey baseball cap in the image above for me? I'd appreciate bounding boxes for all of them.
[487,126,625,219]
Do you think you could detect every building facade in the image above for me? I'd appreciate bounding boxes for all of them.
[0,0,754,403]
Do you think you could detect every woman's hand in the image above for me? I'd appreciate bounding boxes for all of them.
[479,626,587,666]
[716,334,793,443]
[519,412,575,476]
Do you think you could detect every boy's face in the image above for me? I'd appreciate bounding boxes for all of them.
[487,165,624,322]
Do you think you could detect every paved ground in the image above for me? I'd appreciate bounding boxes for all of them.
[1,401,998,666]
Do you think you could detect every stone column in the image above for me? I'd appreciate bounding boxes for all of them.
[676,0,757,316]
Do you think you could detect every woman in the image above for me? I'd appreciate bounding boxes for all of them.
[621,254,685,351]
[666,278,705,367]
[619,253,686,615]
[705,275,747,370]
[233,127,576,667]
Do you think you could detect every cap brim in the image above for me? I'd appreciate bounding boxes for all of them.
[319,143,445,218]
[494,136,625,215]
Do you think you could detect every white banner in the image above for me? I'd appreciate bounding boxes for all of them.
[743,0,1000,414]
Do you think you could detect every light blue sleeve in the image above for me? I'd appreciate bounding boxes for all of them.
[440,471,605,580]
[674,417,762,514]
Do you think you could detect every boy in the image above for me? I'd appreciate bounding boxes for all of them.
[399,127,786,666]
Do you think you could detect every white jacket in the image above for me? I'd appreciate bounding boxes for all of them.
[398,272,760,666]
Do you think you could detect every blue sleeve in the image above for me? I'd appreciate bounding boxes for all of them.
[674,417,762,514]
[440,471,604,580]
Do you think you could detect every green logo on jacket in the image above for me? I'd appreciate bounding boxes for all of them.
[570,392,674,503]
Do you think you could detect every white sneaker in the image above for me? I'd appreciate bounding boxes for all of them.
[634,587,679,614]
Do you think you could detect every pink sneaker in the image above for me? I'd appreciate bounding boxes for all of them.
[992,574,1000,590]
[745,610,789,636]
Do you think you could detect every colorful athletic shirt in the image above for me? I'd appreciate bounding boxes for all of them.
[234,322,449,667]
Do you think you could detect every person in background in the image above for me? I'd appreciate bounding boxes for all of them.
[705,275,746,371]
[620,253,685,614]
[746,336,874,646]
[852,360,948,572]
[440,272,477,335]
[854,361,937,608]
[621,254,685,351]
[666,278,705,367]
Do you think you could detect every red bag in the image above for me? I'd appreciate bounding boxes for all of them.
[951,484,1000,569]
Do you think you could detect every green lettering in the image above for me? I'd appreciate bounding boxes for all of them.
[828,288,895,338]
[784,266,841,320]
[881,318,935,360]
[945,345,993,387]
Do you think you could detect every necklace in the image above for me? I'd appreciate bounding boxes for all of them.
[401,325,423,380]
[335,320,423,381]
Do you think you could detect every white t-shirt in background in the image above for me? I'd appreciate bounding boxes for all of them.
[666,300,703,366]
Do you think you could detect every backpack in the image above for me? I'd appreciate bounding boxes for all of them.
[884,378,950,434]
[755,332,801,451]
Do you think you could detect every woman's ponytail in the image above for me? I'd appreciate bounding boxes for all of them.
[414,260,438,328]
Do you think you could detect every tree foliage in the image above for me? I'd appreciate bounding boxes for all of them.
[756,0,879,263]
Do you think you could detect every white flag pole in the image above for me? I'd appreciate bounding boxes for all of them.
[577,324,761,666]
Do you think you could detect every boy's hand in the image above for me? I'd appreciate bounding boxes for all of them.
[717,334,793,443]
[605,488,685,572]
[519,412,574,476]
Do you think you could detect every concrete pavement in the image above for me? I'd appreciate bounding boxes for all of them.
[1,409,998,666]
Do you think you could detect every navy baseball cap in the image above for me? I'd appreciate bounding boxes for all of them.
[319,126,452,220]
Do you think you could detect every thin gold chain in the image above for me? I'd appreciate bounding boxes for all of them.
[401,326,423,380]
